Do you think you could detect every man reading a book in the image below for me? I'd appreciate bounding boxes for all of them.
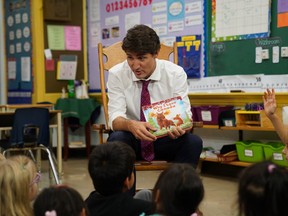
[107,24,203,169]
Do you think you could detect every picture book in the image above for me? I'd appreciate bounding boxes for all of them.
[142,96,192,137]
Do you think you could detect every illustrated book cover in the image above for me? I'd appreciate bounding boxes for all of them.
[142,96,193,137]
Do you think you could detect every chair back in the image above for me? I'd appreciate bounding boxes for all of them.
[98,41,178,129]
[10,108,50,147]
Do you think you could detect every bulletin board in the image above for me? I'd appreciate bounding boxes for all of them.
[87,0,206,91]
[43,0,84,93]
[208,0,288,76]
[5,0,33,103]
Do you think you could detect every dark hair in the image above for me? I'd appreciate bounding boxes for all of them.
[122,24,160,55]
[33,185,87,216]
[238,161,288,216]
[88,141,136,196]
[153,163,204,216]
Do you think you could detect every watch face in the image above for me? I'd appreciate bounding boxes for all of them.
[22,13,28,23]
[24,42,31,52]
[7,16,14,26]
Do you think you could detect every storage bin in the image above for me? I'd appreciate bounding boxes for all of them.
[195,105,234,125]
[235,141,265,163]
[263,142,288,167]
[191,106,198,122]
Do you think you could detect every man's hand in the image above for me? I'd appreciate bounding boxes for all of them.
[127,120,157,142]
[167,126,186,140]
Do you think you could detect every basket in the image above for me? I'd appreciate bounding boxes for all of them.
[263,142,288,167]
[195,105,234,125]
[235,141,265,163]
[217,150,238,162]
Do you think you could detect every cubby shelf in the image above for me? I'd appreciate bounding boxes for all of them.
[198,124,276,167]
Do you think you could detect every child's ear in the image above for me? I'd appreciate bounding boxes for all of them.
[123,172,134,191]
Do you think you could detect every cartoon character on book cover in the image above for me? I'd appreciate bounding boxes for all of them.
[142,96,192,137]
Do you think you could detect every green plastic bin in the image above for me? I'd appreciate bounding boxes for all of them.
[235,141,265,163]
[263,142,288,167]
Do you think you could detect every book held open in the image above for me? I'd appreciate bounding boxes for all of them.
[142,96,192,137]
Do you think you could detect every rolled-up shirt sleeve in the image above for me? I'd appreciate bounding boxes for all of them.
[107,67,127,130]
[173,68,192,120]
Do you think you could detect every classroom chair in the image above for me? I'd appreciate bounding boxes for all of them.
[2,107,60,184]
[92,41,202,171]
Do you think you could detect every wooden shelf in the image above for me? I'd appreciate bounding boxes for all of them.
[200,158,252,167]
[198,124,276,168]
[220,126,275,131]
[202,125,219,129]
[199,125,275,131]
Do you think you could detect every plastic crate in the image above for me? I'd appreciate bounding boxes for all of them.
[235,141,265,163]
[195,105,234,125]
[263,142,288,167]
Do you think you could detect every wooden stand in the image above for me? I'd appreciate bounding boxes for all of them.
[63,118,91,161]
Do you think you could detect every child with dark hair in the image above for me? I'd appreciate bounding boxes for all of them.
[238,160,288,216]
[152,163,204,216]
[137,163,204,216]
[85,141,155,216]
[33,185,87,216]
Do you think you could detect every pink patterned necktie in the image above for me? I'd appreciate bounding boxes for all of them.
[140,80,155,161]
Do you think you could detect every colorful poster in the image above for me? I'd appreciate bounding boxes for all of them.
[5,0,33,103]
[176,35,201,78]
[87,0,206,90]
[47,25,65,50]
[65,26,82,50]
[277,0,288,28]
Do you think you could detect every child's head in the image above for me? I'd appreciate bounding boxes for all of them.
[238,161,288,216]
[33,185,87,216]
[88,141,136,196]
[152,163,204,216]
[0,155,38,216]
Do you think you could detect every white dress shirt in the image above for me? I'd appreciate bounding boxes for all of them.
[107,59,192,130]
